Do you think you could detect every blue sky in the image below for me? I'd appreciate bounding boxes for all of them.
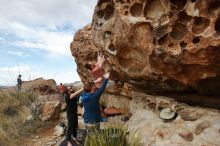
[0,0,97,86]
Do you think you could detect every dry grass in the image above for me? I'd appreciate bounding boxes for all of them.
[0,89,41,146]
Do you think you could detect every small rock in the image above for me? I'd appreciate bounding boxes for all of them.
[194,121,211,135]
[148,103,156,110]
[24,115,34,123]
[121,113,132,122]
[178,128,194,142]
[54,125,65,137]
[179,109,202,121]
[35,135,39,139]
[41,99,62,121]
[61,102,67,111]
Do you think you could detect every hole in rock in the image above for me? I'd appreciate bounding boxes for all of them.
[124,5,129,9]
[215,16,220,33]
[127,0,130,3]
[192,17,210,34]
[208,0,220,14]
[124,11,129,16]
[109,44,116,52]
[97,10,104,18]
[97,0,109,7]
[153,25,168,39]
[130,3,143,17]
[152,72,157,76]
[158,76,163,80]
[169,12,174,18]
[170,0,187,10]
[95,22,99,27]
[178,11,192,24]
[192,37,200,44]
[180,41,187,49]
[117,46,146,73]
[190,0,197,3]
[170,23,187,40]
[153,38,157,45]
[116,0,123,3]
[144,0,164,19]
[182,49,187,53]
[168,43,174,47]
[148,103,156,109]
[158,34,168,46]
[104,4,114,20]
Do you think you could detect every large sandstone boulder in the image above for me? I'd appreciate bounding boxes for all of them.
[71,0,220,95]
[70,1,220,145]
[30,94,63,121]
[39,94,62,121]
[22,78,57,95]
[41,99,62,121]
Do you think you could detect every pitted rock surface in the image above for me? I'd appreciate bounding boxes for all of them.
[71,0,220,94]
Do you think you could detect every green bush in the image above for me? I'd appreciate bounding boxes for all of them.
[84,126,143,146]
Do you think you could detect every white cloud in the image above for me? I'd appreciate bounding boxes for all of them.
[0,0,98,56]
[0,0,97,29]
[8,51,30,57]
[2,22,73,56]
[53,71,80,84]
[0,65,32,73]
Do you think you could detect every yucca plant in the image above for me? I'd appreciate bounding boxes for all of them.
[84,124,143,146]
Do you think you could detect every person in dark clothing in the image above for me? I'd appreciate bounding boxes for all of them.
[17,75,22,91]
[82,77,109,134]
[64,86,84,146]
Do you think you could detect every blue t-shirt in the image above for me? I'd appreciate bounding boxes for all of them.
[82,78,108,123]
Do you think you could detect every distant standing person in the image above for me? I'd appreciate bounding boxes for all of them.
[17,75,22,91]
[64,86,84,146]
[60,83,65,96]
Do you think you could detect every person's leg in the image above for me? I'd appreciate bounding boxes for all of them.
[17,85,21,91]
[72,114,78,138]
[67,113,74,142]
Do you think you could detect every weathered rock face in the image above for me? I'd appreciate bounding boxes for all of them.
[35,94,62,121]
[22,78,57,95]
[96,0,220,93]
[71,25,99,84]
[127,92,220,146]
[71,0,220,95]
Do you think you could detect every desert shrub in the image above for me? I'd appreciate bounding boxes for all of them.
[7,90,37,105]
[0,90,38,145]
[84,125,143,146]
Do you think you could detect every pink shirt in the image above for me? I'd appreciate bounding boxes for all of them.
[91,65,104,88]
